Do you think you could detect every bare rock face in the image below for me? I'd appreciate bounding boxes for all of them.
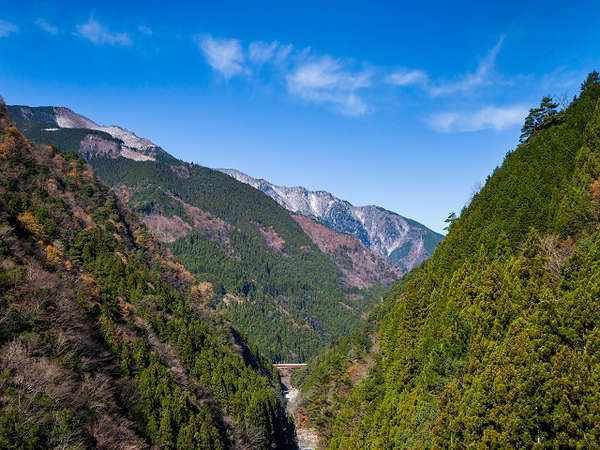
[7,105,161,161]
[79,134,121,159]
[220,169,443,271]
[51,107,160,156]
[293,214,398,288]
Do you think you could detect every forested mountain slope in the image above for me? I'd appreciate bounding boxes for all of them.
[0,98,295,448]
[8,105,396,362]
[296,72,600,448]
[219,169,443,271]
[289,269,420,445]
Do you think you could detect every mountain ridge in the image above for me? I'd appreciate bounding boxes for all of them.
[0,97,295,448]
[7,103,397,362]
[8,105,164,160]
[219,168,443,271]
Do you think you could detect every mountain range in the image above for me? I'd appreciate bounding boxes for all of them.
[9,105,442,273]
[4,71,600,449]
[0,98,294,448]
[7,103,439,362]
[219,169,443,271]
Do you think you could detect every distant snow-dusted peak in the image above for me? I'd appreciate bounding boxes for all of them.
[53,107,158,154]
[53,107,98,129]
[7,105,162,162]
[218,168,443,271]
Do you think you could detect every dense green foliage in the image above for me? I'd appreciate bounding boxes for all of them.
[0,107,294,448]
[306,72,600,448]
[7,107,389,361]
[90,156,383,361]
[289,268,420,443]
[435,73,600,269]
[0,118,383,362]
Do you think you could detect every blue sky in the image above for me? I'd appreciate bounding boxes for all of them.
[1,0,599,232]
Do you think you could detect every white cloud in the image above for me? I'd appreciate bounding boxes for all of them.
[76,18,132,46]
[428,36,504,96]
[0,20,18,37]
[34,18,58,35]
[195,34,370,114]
[286,55,372,116]
[387,69,428,86]
[249,40,293,66]
[193,33,510,117]
[275,44,293,63]
[249,41,278,64]
[197,35,245,78]
[137,25,152,36]
[428,104,527,132]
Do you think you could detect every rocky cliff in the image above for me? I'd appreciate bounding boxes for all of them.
[219,169,443,271]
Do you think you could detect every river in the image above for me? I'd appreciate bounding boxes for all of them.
[280,373,320,450]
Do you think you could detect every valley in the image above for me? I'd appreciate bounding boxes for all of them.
[3,61,600,450]
[3,1,600,448]
[4,100,446,448]
[7,104,441,364]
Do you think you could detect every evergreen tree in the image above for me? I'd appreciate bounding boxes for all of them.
[317,72,600,449]
[581,70,599,92]
[520,112,537,142]
[539,96,559,124]
[521,96,559,142]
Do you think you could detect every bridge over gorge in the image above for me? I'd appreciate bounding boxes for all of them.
[275,364,307,397]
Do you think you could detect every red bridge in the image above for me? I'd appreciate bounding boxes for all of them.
[274,363,307,370]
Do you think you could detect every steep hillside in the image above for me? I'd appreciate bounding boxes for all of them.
[0,98,295,448]
[292,214,399,288]
[8,105,164,159]
[289,268,420,445]
[296,72,600,448]
[219,169,443,271]
[8,105,395,362]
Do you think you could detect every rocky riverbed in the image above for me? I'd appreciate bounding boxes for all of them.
[281,377,320,450]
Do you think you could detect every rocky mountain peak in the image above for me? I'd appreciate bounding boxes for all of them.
[7,105,163,160]
[219,169,443,271]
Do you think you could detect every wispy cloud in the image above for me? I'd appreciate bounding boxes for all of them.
[35,18,58,35]
[196,34,370,114]
[427,36,504,96]
[249,40,292,66]
[249,41,277,64]
[0,20,18,37]
[386,69,428,86]
[194,32,511,118]
[275,44,293,63]
[286,55,372,116]
[137,25,152,36]
[76,18,132,46]
[428,104,527,132]
[197,35,245,78]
